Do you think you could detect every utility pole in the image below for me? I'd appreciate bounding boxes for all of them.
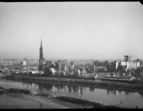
[94,65,95,74]
[58,60,61,76]
[27,59,29,74]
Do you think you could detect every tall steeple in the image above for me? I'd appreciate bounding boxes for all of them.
[39,38,43,71]
[40,38,42,48]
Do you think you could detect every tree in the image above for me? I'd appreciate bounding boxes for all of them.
[93,60,98,66]
[55,63,59,70]
[103,61,108,67]
[44,67,52,77]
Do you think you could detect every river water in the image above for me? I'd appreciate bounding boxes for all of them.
[0,79,143,108]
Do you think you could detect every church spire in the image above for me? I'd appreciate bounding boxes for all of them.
[39,38,43,71]
[40,38,42,48]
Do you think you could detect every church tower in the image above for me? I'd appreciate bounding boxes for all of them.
[39,38,43,71]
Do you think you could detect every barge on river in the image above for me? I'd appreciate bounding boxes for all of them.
[99,78,138,84]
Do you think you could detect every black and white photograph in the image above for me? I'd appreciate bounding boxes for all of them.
[0,2,143,109]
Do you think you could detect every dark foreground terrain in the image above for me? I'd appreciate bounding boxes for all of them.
[0,86,134,109]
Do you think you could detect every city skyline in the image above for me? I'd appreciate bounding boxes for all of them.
[0,2,143,60]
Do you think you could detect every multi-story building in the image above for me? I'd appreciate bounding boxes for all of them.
[116,56,142,72]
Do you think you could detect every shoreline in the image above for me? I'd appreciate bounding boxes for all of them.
[4,75,143,91]
[0,86,133,109]
[5,77,143,94]
[0,87,83,109]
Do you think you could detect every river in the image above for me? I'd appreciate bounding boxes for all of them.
[0,79,143,108]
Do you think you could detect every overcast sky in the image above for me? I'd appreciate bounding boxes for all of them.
[0,2,143,60]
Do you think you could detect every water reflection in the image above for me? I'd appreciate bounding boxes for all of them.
[107,89,117,95]
[68,85,72,93]
[1,79,143,108]
[29,82,143,97]
[125,91,131,96]
[138,92,143,97]
[106,88,143,97]
[39,83,53,91]
[59,84,64,90]
[79,87,83,95]
[89,87,94,92]
[34,82,85,95]
[2,79,143,97]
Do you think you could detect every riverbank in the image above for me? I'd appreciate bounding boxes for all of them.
[0,86,133,109]
[4,75,143,91]
[0,86,83,109]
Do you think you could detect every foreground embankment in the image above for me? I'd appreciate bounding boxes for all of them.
[4,76,143,91]
[0,86,133,109]
[0,86,82,109]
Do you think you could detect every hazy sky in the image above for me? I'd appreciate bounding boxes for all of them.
[0,2,143,60]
